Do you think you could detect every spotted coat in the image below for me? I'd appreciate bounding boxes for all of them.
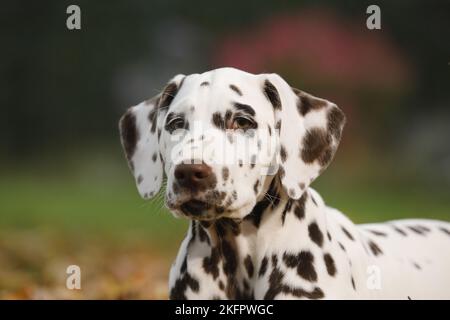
[119,68,450,300]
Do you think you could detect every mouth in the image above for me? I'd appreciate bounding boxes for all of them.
[171,197,253,221]
[180,199,212,216]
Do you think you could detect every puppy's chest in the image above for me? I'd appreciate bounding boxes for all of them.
[190,232,258,300]
[182,221,324,299]
[173,200,347,300]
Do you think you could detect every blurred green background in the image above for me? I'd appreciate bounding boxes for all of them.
[0,0,449,298]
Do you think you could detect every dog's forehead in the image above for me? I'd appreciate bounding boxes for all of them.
[169,68,271,116]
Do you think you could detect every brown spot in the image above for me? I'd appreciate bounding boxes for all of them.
[244,255,254,278]
[418,225,431,232]
[275,120,281,130]
[368,240,383,256]
[408,226,426,236]
[169,270,200,300]
[259,256,268,277]
[216,206,225,214]
[189,221,197,246]
[439,227,450,236]
[282,252,297,268]
[272,253,279,266]
[225,109,233,125]
[294,193,307,220]
[216,218,240,236]
[282,286,324,300]
[263,80,281,110]
[367,229,387,237]
[280,145,287,162]
[308,222,323,247]
[253,180,261,195]
[198,225,210,244]
[212,112,225,130]
[323,253,337,276]
[263,265,284,299]
[243,279,250,291]
[283,250,317,282]
[392,226,407,236]
[310,196,318,207]
[265,253,324,300]
[119,110,139,160]
[203,248,220,279]
[327,106,345,140]
[245,179,279,228]
[148,108,158,133]
[222,241,237,277]
[229,84,243,96]
[200,221,212,229]
[281,199,293,225]
[234,102,255,116]
[200,81,209,86]
[301,128,333,166]
[293,88,327,116]
[341,227,355,241]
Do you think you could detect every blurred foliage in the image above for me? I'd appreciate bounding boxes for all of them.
[0,230,172,299]
[0,0,449,299]
[1,0,449,157]
[1,148,449,235]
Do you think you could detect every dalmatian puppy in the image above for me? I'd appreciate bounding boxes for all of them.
[119,67,450,299]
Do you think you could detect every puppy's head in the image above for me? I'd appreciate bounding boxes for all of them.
[119,68,345,221]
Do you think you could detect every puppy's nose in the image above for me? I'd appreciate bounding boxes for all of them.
[174,163,215,190]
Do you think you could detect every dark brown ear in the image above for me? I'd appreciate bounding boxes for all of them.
[263,73,345,199]
[118,74,185,199]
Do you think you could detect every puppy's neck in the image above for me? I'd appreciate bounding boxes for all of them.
[199,175,322,251]
[190,180,327,299]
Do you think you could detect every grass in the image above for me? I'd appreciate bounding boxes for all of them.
[0,175,188,249]
[0,151,449,299]
[1,151,449,243]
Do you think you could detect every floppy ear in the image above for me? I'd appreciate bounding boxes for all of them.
[119,74,185,199]
[263,73,346,200]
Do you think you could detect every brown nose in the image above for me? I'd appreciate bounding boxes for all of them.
[174,163,215,190]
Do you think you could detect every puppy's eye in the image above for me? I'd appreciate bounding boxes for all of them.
[166,117,186,133]
[231,116,256,130]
